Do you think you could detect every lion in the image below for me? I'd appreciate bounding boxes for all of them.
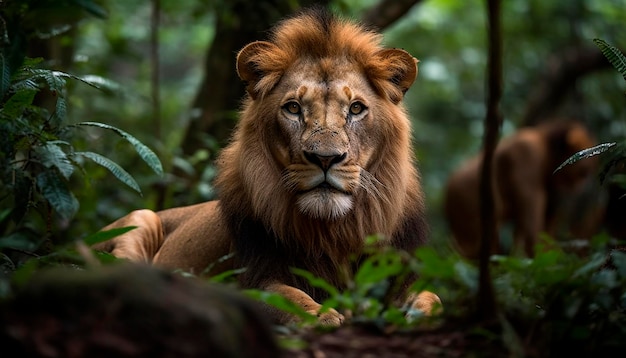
[95,8,441,325]
[444,120,597,259]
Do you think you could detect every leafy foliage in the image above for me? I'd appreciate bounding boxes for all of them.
[255,237,625,354]
[246,238,448,330]
[0,1,162,272]
[594,38,626,82]
[556,39,626,188]
[0,60,162,238]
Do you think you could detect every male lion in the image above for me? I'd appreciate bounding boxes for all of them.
[444,120,597,259]
[95,8,440,325]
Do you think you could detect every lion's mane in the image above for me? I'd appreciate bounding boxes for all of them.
[214,8,427,300]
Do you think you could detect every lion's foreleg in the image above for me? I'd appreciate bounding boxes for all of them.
[94,209,165,263]
[265,282,344,326]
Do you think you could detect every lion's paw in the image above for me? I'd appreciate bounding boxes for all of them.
[405,291,442,321]
[309,307,344,327]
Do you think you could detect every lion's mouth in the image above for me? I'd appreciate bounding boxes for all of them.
[317,182,333,190]
[304,181,350,195]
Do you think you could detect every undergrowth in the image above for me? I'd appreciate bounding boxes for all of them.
[244,235,626,355]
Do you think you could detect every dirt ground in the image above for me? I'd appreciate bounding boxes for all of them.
[280,324,507,358]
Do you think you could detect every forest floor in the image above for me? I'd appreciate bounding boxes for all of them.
[279,324,507,358]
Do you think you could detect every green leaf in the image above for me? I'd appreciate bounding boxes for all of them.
[35,142,74,179]
[33,69,120,93]
[75,74,121,94]
[22,58,44,67]
[50,96,67,127]
[11,259,40,287]
[21,66,121,95]
[0,208,10,225]
[291,267,340,297]
[454,260,479,292]
[93,251,121,264]
[243,289,316,323]
[75,122,163,176]
[12,171,32,224]
[414,246,456,279]
[202,252,236,276]
[209,268,247,283]
[554,142,616,173]
[573,252,607,278]
[0,53,11,99]
[28,68,66,92]
[609,251,626,278]
[354,251,403,287]
[594,39,626,81]
[74,0,109,19]
[382,306,408,325]
[1,88,37,118]
[74,151,142,194]
[36,170,78,220]
[0,230,39,251]
[9,78,39,93]
[83,226,137,246]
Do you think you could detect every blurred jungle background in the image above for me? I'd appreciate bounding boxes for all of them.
[3,0,626,355]
[3,0,624,248]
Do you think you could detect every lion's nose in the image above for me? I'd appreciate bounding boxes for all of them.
[304,151,347,171]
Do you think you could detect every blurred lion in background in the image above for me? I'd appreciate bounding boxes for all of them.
[444,120,597,259]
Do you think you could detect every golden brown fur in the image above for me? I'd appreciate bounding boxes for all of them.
[95,8,439,325]
[444,121,597,259]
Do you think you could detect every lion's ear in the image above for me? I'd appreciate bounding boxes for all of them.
[371,48,418,104]
[236,41,284,99]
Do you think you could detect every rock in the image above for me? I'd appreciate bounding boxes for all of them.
[0,263,279,357]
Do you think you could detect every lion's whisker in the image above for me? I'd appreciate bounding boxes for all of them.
[359,169,389,204]
[280,170,300,192]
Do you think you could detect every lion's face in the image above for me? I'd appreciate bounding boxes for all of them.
[230,15,419,227]
[267,60,382,220]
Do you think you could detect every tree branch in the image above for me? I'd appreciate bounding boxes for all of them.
[522,46,611,126]
[360,0,424,31]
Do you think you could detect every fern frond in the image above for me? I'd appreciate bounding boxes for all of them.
[28,68,66,92]
[28,69,121,93]
[73,151,142,194]
[36,169,79,220]
[76,74,121,94]
[9,78,39,92]
[593,39,626,82]
[50,96,67,127]
[75,122,164,176]
[35,142,74,179]
[76,1,108,18]
[0,53,11,98]
[554,142,617,173]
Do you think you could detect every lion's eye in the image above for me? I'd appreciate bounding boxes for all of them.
[283,102,301,115]
[349,102,366,115]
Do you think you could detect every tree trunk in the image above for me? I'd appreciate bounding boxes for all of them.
[477,0,502,322]
[180,0,328,158]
